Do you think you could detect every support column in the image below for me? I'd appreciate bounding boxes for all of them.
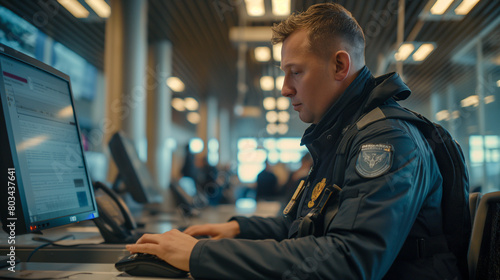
[122,0,148,160]
[147,41,173,189]
[219,108,231,165]
[206,96,218,166]
[104,0,147,181]
[197,101,208,161]
[396,0,405,77]
[104,0,124,181]
[476,40,488,190]
[41,36,54,65]
[430,92,440,123]
[446,85,457,137]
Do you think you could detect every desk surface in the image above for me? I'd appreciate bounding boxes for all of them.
[0,201,281,276]
[0,262,193,279]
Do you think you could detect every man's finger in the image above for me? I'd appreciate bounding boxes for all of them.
[136,233,161,244]
[183,225,210,236]
[126,243,159,255]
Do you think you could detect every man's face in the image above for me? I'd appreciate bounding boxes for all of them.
[280,29,342,124]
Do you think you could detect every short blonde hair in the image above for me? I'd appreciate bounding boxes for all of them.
[272,3,365,61]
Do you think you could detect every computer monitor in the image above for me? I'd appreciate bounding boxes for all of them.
[108,131,162,204]
[170,176,208,216]
[0,43,99,235]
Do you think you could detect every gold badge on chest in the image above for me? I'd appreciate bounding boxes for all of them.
[308,178,327,208]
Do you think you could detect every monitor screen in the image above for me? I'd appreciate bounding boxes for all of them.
[0,43,98,234]
[108,131,162,204]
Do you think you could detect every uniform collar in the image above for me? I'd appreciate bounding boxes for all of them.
[300,68,412,163]
[301,66,373,147]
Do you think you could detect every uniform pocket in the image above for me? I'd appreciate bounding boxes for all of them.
[327,189,362,231]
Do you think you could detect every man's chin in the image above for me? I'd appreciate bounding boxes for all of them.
[298,113,314,124]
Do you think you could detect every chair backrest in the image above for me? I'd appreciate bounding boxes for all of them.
[469,192,482,227]
[468,191,500,280]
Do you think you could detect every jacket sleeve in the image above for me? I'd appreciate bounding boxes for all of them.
[190,123,441,280]
[229,215,290,241]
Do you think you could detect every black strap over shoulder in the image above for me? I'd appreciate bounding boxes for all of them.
[321,105,417,236]
[398,235,449,260]
[327,104,470,278]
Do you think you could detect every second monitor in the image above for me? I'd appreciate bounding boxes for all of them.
[108,131,163,205]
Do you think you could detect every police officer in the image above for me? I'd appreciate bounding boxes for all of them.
[127,3,462,279]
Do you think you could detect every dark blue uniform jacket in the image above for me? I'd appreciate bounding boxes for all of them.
[190,67,461,280]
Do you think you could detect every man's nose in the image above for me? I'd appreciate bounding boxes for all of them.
[281,77,294,97]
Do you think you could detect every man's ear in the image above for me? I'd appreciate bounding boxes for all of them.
[332,50,351,81]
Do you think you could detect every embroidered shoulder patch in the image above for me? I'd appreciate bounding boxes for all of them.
[355,144,393,178]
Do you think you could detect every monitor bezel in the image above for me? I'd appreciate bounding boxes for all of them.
[0,43,99,235]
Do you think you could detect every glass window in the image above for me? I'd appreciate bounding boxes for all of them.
[236,137,307,183]
[0,6,97,101]
[432,22,500,193]
[0,7,37,57]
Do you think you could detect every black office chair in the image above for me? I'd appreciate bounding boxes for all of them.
[468,191,500,280]
[469,192,482,227]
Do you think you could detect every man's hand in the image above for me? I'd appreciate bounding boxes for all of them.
[126,229,198,271]
[183,220,240,239]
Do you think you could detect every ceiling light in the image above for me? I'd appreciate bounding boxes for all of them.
[430,0,454,15]
[275,76,284,90]
[57,105,73,118]
[208,138,219,151]
[266,123,278,135]
[187,112,201,124]
[255,47,271,62]
[278,111,290,123]
[455,0,480,15]
[272,0,290,16]
[57,0,89,18]
[412,43,435,61]
[166,77,185,92]
[496,80,500,87]
[238,138,257,150]
[273,43,282,61]
[171,97,185,111]
[18,136,48,152]
[184,97,199,111]
[260,76,274,91]
[263,97,276,110]
[266,111,278,123]
[85,0,110,18]
[189,138,204,153]
[451,110,460,119]
[245,0,265,17]
[461,95,479,107]
[277,123,288,135]
[394,43,415,61]
[436,110,450,121]
[485,95,495,104]
[276,96,289,110]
